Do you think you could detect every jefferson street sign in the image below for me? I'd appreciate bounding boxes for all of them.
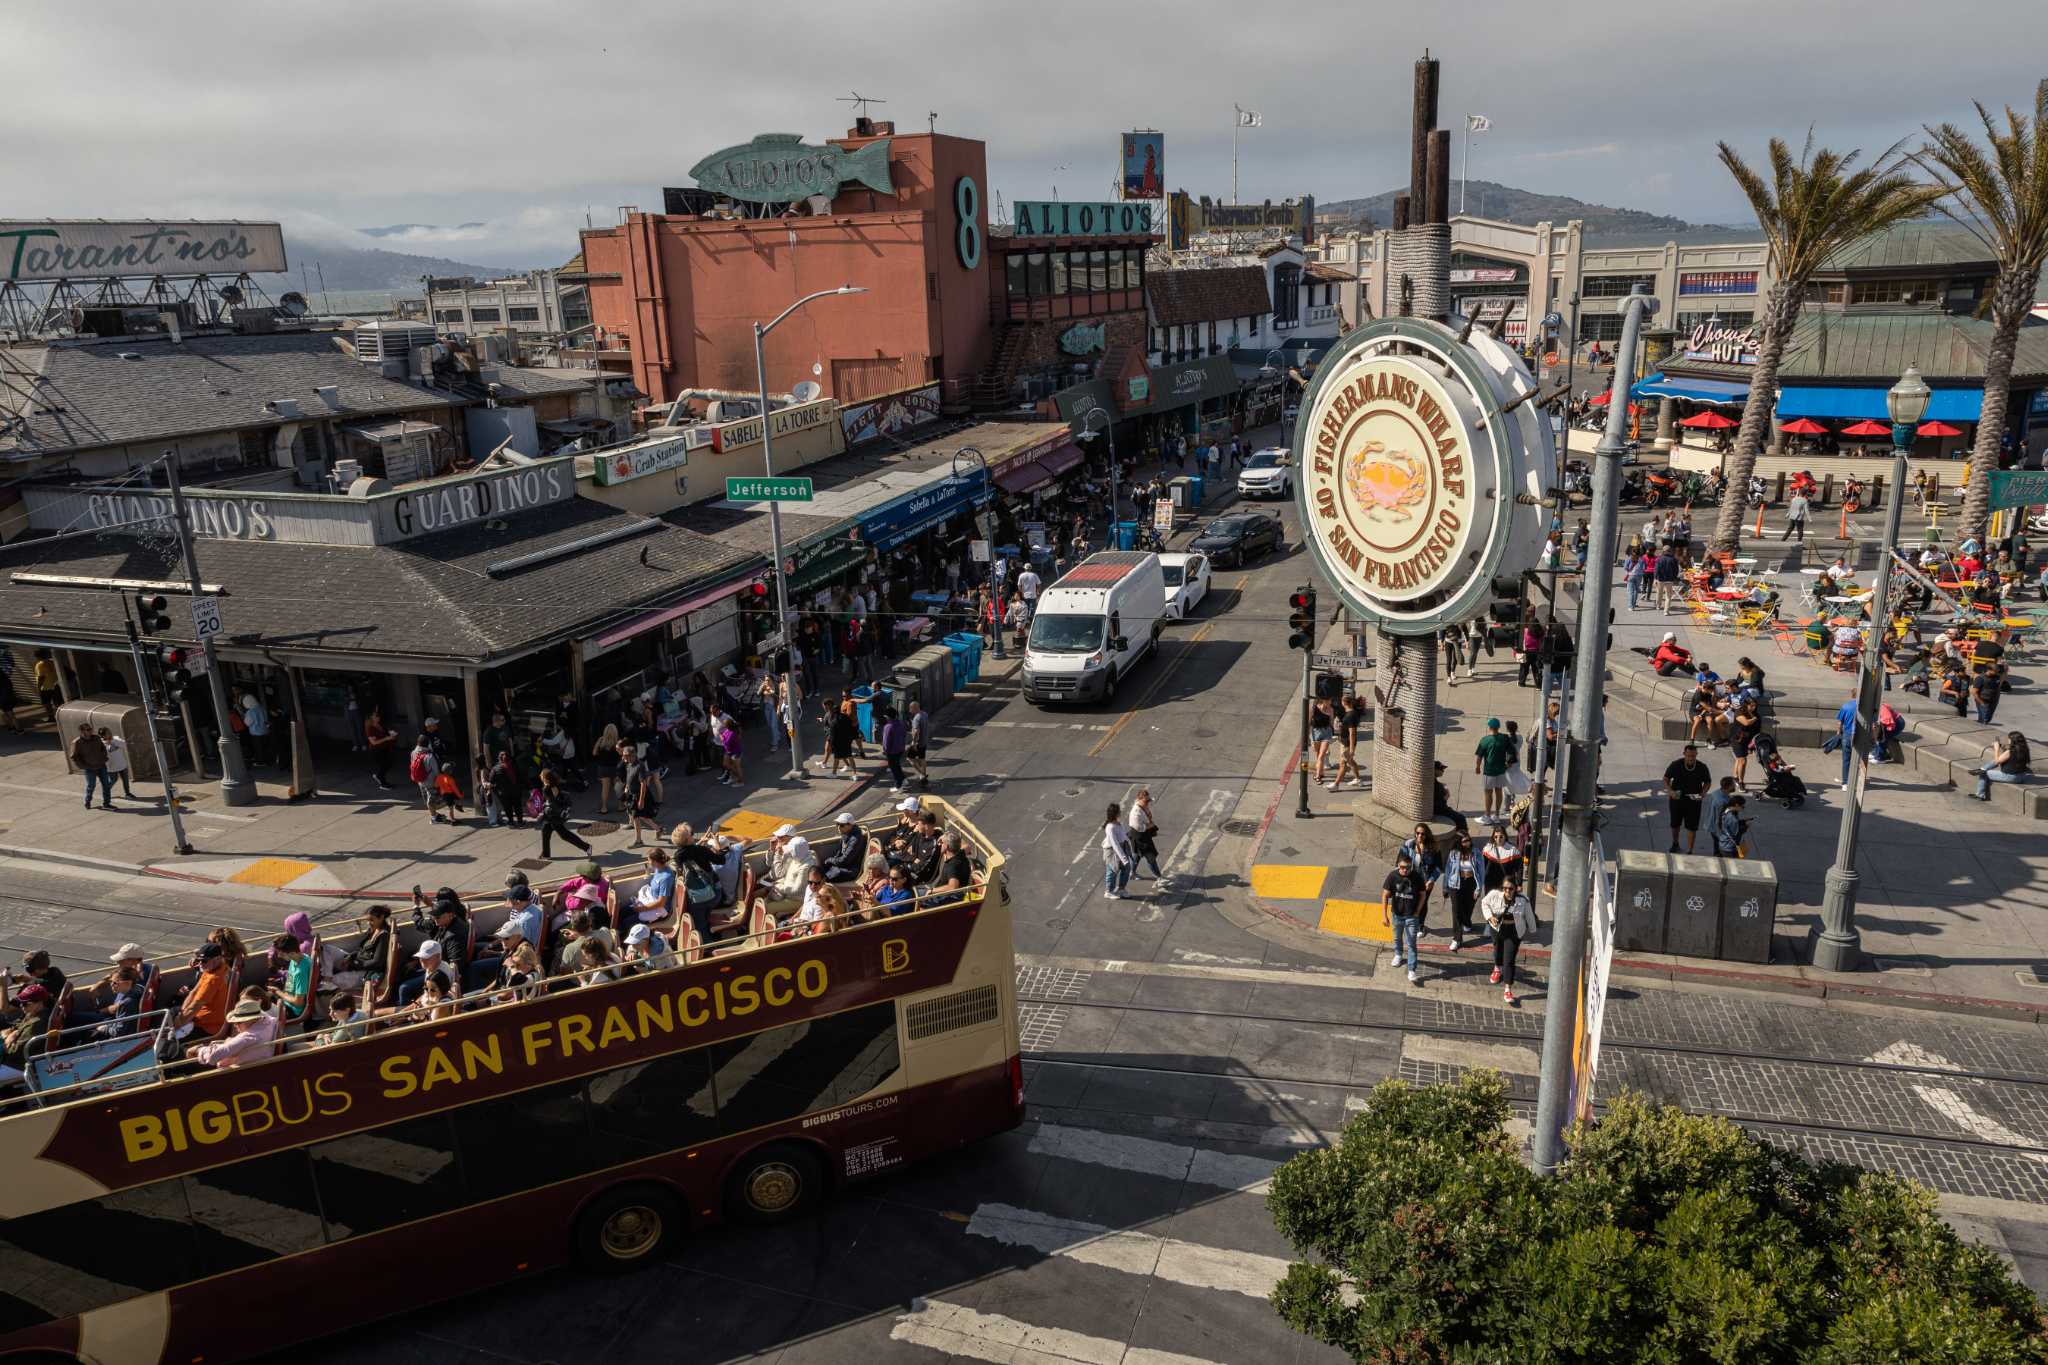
[725,477,814,503]
[1311,651,1370,672]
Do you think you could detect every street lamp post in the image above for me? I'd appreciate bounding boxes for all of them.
[753,284,866,781]
[1260,347,1292,448]
[1079,406,1119,549]
[1815,365,1929,972]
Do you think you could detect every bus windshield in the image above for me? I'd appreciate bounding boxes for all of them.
[1028,613,1102,653]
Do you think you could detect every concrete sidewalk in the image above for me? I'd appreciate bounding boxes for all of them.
[1236,614,2048,1019]
[0,654,1027,906]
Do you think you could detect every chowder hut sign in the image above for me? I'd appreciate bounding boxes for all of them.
[1293,318,1551,634]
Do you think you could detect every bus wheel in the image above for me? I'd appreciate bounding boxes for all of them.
[725,1142,824,1225]
[573,1183,680,1273]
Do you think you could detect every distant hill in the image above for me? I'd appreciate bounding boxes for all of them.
[357,222,487,239]
[269,241,543,294]
[1319,180,1751,243]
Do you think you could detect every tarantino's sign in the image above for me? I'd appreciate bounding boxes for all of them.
[0,220,287,283]
[1304,357,1478,603]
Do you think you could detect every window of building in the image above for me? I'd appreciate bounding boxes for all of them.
[1006,254,1028,299]
[436,309,464,323]
[1851,277,1945,305]
[1089,250,1109,293]
[1274,263,1301,326]
[1675,311,1755,335]
[1207,320,1217,354]
[1581,314,1626,342]
[508,306,541,322]
[1050,252,1070,296]
[1249,315,1260,338]
[1581,274,1657,298]
[1804,282,1848,305]
[470,307,502,322]
[1027,253,1050,296]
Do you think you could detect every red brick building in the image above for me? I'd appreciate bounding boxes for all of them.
[579,125,993,408]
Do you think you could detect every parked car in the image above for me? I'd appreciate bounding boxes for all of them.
[1159,552,1211,620]
[1236,449,1292,500]
[1189,513,1282,568]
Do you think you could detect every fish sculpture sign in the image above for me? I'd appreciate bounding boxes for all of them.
[1293,317,1552,634]
[690,133,896,204]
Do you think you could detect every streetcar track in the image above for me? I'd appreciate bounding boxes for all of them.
[1014,992,2048,1089]
[1023,1053,2048,1160]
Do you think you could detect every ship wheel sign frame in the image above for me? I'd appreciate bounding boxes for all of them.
[1289,317,1553,636]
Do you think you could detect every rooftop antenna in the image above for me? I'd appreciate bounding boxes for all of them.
[928,109,938,135]
[839,91,888,134]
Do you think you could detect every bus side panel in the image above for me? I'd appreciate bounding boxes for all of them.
[130,1062,1021,1365]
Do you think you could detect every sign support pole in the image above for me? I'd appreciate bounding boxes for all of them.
[123,614,193,856]
[1296,649,1312,819]
[1533,285,1656,1176]
[165,455,253,807]
[754,321,806,782]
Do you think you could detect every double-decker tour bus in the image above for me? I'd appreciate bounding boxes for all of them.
[0,798,1020,1365]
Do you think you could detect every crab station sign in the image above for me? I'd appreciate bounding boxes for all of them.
[1294,318,1552,635]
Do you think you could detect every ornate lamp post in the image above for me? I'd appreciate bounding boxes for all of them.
[1814,364,1929,972]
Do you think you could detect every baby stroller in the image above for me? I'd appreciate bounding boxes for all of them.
[1753,733,1806,809]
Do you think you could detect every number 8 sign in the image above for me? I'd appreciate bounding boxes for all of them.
[954,177,981,270]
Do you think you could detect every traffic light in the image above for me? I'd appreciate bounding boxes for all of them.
[158,645,192,705]
[135,592,171,634]
[1287,586,1317,650]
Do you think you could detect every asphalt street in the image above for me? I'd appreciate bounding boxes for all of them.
[6,485,2047,1364]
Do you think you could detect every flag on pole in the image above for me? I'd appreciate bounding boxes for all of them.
[1237,109,1263,128]
[1467,114,1491,132]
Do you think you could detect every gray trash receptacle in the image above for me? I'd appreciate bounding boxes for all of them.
[1664,854,1725,959]
[1718,858,1779,963]
[1612,850,1672,953]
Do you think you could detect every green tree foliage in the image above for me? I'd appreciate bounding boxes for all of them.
[1267,1072,2047,1363]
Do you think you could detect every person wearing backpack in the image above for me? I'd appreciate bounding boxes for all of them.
[408,736,450,824]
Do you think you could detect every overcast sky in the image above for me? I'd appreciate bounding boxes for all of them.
[14,0,2048,268]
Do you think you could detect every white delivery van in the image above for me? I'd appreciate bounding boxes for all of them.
[1021,551,1166,705]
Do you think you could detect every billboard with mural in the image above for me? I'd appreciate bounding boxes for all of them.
[1122,133,1165,201]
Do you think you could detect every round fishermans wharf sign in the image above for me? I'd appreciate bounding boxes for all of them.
[1293,317,1552,635]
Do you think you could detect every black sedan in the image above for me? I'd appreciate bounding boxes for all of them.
[1190,512,1282,567]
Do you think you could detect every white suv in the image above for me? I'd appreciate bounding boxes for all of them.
[1236,448,1292,500]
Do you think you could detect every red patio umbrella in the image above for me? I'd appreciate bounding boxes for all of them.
[1589,390,1613,404]
[1839,419,1892,438]
[1779,418,1829,436]
[1915,420,1964,438]
[1679,412,1739,429]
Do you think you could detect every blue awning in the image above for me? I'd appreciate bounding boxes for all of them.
[1631,373,1750,405]
[1775,385,1983,423]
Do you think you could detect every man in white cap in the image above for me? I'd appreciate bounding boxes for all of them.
[194,996,279,1070]
[398,938,449,1007]
[466,916,530,993]
[760,824,814,919]
[624,921,675,972]
[75,943,153,1033]
[818,811,869,885]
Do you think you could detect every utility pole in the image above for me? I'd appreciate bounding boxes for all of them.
[1532,285,1657,1176]
[164,454,255,806]
[123,615,194,855]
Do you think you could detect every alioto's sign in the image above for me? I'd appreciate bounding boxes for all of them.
[1294,318,1552,635]
[1011,201,1155,239]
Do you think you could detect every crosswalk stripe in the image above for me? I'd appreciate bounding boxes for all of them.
[891,1297,1226,1365]
[1026,1124,1287,1192]
[965,1203,1291,1299]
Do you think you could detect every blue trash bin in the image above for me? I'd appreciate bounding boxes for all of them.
[1113,519,1139,551]
[1187,473,1206,505]
[945,632,983,685]
[852,686,877,742]
[941,634,974,690]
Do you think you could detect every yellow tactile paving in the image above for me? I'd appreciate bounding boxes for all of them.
[715,809,787,843]
[226,857,320,888]
[1250,864,1328,900]
[1318,897,1393,943]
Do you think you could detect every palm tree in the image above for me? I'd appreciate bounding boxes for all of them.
[1916,82,2048,547]
[1708,138,1943,551]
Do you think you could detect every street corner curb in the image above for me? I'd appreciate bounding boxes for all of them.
[0,843,168,880]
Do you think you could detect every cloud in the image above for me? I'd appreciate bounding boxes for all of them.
[1519,143,1623,163]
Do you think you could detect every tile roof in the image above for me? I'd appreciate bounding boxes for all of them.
[1147,266,1273,327]
[481,366,596,399]
[1303,262,1354,283]
[0,331,459,461]
[0,497,753,666]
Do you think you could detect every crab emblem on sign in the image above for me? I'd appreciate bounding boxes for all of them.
[1346,442,1428,518]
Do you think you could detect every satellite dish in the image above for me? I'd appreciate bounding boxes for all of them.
[278,292,310,319]
[219,283,244,305]
[791,380,823,404]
